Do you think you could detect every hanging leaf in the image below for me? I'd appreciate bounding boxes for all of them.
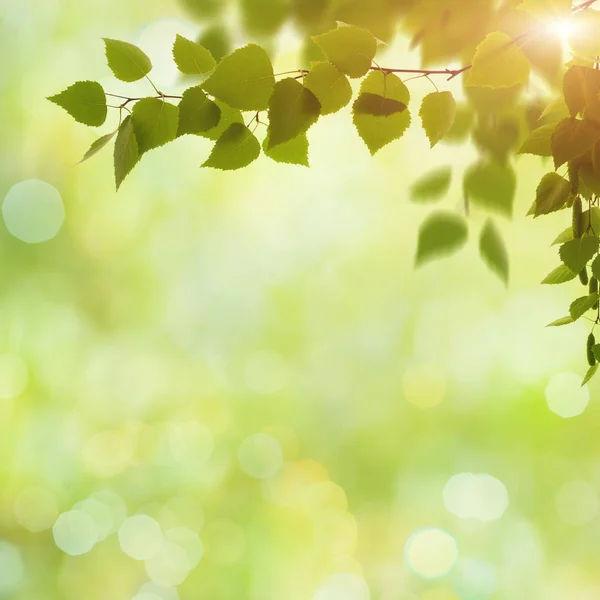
[173,35,216,75]
[479,220,509,284]
[48,81,107,127]
[266,78,321,149]
[78,130,117,164]
[202,44,275,111]
[465,32,531,89]
[541,265,577,284]
[263,133,309,166]
[312,24,378,78]
[592,254,600,280]
[517,123,555,157]
[353,94,406,116]
[419,91,456,148]
[303,62,352,115]
[559,236,599,273]
[103,38,152,82]
[202,123,261,170]
[582,363,599,386]
[563,66,600,117]
[551,117,600,169]
[534,172,571,216]
[131,98,179,154]
[546,316,575,327]
[114,116,139,191]
[463,160,516,217]
[197,25,231,63]
[352,71,410,155]
[410,167,452,203]
[570,294,599,320]
[415,211,468,265]
[177,87,221,136]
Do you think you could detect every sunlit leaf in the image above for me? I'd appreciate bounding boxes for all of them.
[551,117,600,169]
[534,172,571,216]
[263,133,309,166]
[419,91,456,148]
[103,38,152,82]
[48,81,107,127]
[202,123,261,170]
[352,71,410,155]
[465,32,531,89]
[541,265,577,284]
[78,130,117,164]
[312,24,378,78]
[173,35,216,75]
[546,316,575,327]
[518,123,554,157]
[303,62,352,116]
[131,98,179,154]
[559,236,599,273]
[582,363,599,386]
[202,44,275,111]
[267,78,321,149]
[570,293,599,320]
[114,116,139,190]
[178,87,221,136]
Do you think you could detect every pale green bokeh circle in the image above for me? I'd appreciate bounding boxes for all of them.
[404,527,459,580]
[118,515,163,560]
[237,433,283,479]
[545,372,589,418]
[52,510,98,556]
[2,179,65,243]
[0,354,28,399]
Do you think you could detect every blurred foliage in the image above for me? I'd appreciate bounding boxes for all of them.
[3,1,600,600]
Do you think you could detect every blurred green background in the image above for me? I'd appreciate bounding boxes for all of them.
[1,1,599,599]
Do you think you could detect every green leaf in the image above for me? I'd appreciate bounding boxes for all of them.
[177,87,221,136]
[114,116,139,191]
[479,220,509,284]
[415,211,468,266]
[303,62,352,115]
[570,293,599,320]
[463,160,516,217]
[559,236,600,273]
[202,44,275,111]
[266,78,321,149]
[312,24,377,78]
[263,133,309,166]
[593,343,600,362]
[551,117,600,169]
[48,81,107,127]
[582,363,599,386]
[551,210,600,245]
[419,91,456,148]
[353,94,406,116]
[551,226,574,246]
[546,316,574,327]
[534,172,571,216]
[201,100,244,141]
[131,98,179,154]
[103,38,152,82]
[580,163,600,196]
[179,0,224,19]
[563,66,600,117]
[541,265,577,284]
[592,254,600,280]
[517,123,554,156]
[173,34,216,75]
[78,130,117,164]
[352,71,411,155]
[410,167,452,203]
[465,32,531,89]
[202,123,261,170]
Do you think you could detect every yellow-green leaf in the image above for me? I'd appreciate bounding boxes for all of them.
[419,91,456,148]
[312,24,377,79]
[570,293,599,320]
[465,32,531,89]
[415,211,468,266]
[551,117,600,169]
[541,264,577,284]
[173,34,216,75]
[131,98,179,154]
[534,172,571,216]
[479,219,509,284]
[303,62,352,115]
[559,236,599,273]
[48,81,107,127]
[114,116,139,191]
[518,123,555,156]
[410,167,452,203]
[202,44,275,111]
[202,123,261,170]
[463,160,516,217]
[103,38,152,82]
[177,87,221,136]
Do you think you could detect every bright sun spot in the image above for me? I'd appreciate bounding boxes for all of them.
[547,19,577,41]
